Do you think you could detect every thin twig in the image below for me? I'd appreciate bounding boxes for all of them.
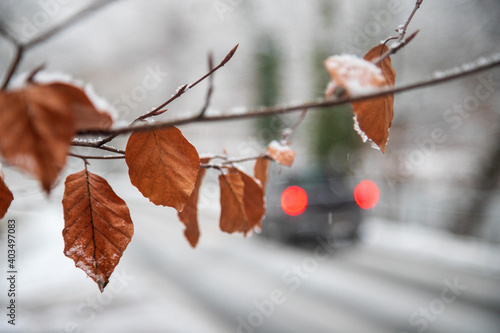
[198,53,215,119]
[23,0,121,49]
[71,140,125,155]
[202,154,269,170]
[375,0,423,66]
[221,154,268,166]
[95,44,239,147]
[0,23,17,45]
[397,0,424,42]
[282,108,308,142]
[374,30,419,66]
[77,53,500,137]
[136,44,238,122]
[69,152,125,160]
[0,0,121,90]
[0,44,23,90]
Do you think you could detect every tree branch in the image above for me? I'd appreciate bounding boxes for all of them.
[71,140,125,155]
[69,152,125,161]
[23,0,120,49]
[95,44,239,147]
[374,30,419,66]
[0,44,23,90]
[202,154,269,169]
[77,53,500,137]
[0,0,121,90]
[397,0,424,42]
[198,53,215,119]
[135,44,238,122]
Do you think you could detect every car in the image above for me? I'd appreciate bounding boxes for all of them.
[260,170,362,246]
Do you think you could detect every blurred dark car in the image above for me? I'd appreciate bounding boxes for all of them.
[260,171,362,245]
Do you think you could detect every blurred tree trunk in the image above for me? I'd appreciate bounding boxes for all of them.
[452,131,500,236]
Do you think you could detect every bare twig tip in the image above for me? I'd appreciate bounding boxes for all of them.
[27,63,46,83]
[224,44,239,63]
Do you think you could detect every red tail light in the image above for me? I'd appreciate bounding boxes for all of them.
[354,180,380,209]
[281,186,308,216]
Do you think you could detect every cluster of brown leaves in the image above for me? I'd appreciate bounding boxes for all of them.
[0,78,298,290]
[0,43,395,292]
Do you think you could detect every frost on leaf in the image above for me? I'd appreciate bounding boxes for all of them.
[267,141,296,167]
[219,168,265,235]
[324,54,386,98]
[324,44,396,152]
[178,157,210,248]
[0,166,13,219]
[0,83,78,193]
[62,170,133,292]
[125,127,200,212]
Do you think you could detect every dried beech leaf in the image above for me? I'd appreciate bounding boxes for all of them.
[0,175,13,219]
[62,170,133,292]
[125,128,200,212]
[351,44,396,152]
[254,158,270,195]
[219,168,265,235]
[46,83,113,131]
[267,141,296,167]
[219,170,248,234]
[237,169,265,231]
[0,83,77,193]
[177,158,210,248]
[324,44,396,152]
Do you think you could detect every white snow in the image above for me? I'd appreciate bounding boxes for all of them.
[84,84,119,121]
[361,218,500,277]
[229,106,248,115]
[268,140,291,152]
[353,115,368,143]
[281,128,293,138]
[324,54,385,96]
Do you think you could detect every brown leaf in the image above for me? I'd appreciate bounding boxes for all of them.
[0,83,77,193]
[177,158,210,248]
[0,171,13,219]
[351,44,396,152]
[219,170,248,234]
[254,158,270,195]
[48,83,113,131]
[238,169,265,230]
[62,169,133,292]
[267,141,296,167]
[125,127,200,212]
[324,45,396,152]
[219,168,265,235]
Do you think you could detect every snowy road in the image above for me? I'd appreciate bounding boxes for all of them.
[1,193,500,333]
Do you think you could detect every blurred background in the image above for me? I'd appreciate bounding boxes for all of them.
[0,0,500,332]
